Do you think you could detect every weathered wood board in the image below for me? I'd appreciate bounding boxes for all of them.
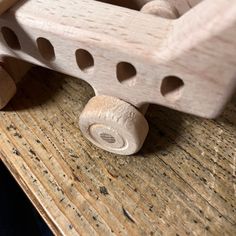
[0,67,235,235]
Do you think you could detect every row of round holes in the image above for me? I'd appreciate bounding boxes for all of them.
[1,27,95,72]
[1,26,184,102]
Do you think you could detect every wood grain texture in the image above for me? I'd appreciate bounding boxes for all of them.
[0,67,235,235]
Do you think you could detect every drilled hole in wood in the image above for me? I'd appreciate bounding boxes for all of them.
[1,27,21,50]
[95,0,140,10]
[76,49,94,73]
[117,62,137,86]
[161,76,184,102]
[100,133,116,144]
[37,37,55,61]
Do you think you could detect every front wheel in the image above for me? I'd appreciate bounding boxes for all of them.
[79,95,149,155]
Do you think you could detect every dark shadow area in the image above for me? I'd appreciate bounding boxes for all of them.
[0,161,53,236]
[3,66,66,111]
[230,92,236,105]
[140,104,184,155]
[95,0,142,10]
[141,90,236,156]
[215,92,236,128]
[3,66,95,112]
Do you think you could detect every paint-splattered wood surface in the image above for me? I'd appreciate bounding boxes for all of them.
[0,67,235,236]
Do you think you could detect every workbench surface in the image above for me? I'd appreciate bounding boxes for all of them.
[0,67,235,235]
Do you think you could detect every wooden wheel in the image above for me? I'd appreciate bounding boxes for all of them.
[141,0,178,19]
[0,65,16,109]
[79,95,149,155]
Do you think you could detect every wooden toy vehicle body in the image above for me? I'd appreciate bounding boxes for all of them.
[0,0,235,155]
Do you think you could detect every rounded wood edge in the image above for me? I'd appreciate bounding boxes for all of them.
[79,95,149,155]
[141,0,179,19]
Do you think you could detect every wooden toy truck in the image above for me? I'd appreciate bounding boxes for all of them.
[0,0,235,155]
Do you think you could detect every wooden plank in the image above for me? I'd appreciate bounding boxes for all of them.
[0,67,235,235]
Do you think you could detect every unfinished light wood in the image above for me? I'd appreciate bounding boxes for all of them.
[79,95,149,155]
[0,0,19,15]
[141,0,179,19]
[168,0,202,15]
[0,0,234,119]
[0,65,16,108]
[0,69,235,235]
